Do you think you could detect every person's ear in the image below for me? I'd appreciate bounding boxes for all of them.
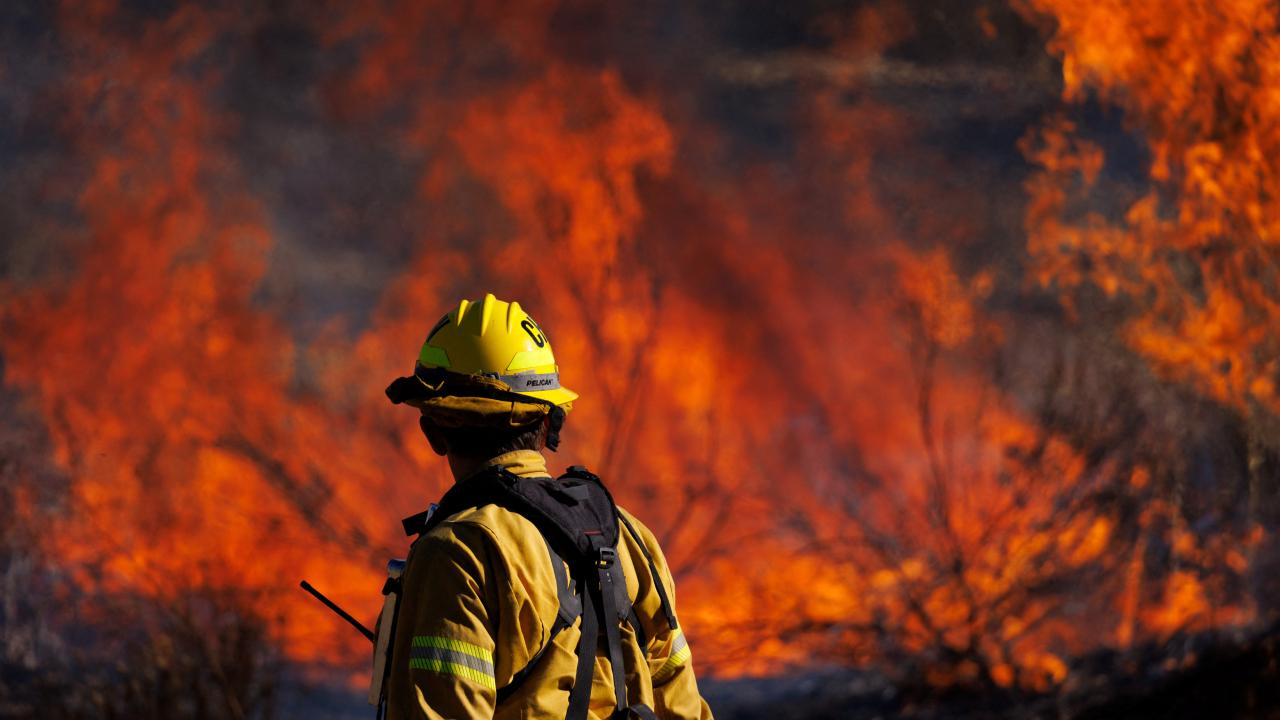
[419,416,449,456]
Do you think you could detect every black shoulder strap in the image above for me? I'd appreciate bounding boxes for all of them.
[565,554,601,719]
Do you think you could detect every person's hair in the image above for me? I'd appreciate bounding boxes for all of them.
[437,421,546,459]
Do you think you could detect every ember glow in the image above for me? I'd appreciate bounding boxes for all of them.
[0,0,1275,702]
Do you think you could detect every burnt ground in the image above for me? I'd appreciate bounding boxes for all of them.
[703,621,1280,720]
[3,617,1278,718]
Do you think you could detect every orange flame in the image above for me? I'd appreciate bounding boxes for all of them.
[1019,0,1280,415]
[1016,0,1276,655]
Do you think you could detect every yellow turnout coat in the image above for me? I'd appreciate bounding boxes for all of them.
[385,450,714,720]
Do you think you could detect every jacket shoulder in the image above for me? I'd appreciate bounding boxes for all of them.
[616,506,671,562]
[427,502,542,548]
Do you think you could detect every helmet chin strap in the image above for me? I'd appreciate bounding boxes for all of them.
[419,407,566,452]
[545,406,566,452]
[418,415,434,445]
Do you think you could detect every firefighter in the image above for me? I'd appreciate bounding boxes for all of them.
[382,293,714,720]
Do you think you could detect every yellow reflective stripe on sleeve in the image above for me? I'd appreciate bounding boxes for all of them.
[409,635,496,689]
[411,635,494,663]
[408,658,497,690]
[652,630,691,684]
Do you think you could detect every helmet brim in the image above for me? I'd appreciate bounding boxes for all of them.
[385,373,578,409]
[521,385,578,408]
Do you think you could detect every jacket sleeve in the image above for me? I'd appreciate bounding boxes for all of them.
[623,512,715,720]
[386,523,501,720]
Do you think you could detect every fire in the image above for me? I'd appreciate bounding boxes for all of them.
[1018,0,1280,415]
[0,0,1272,701]
[1016,0,1278,656]
[0,2,391,663]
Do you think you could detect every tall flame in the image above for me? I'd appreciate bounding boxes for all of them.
[1017,0,1276,650]
[1019,0,1280,414]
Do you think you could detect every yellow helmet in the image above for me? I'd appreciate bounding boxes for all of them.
[385,294,577,447]
[412,293,578,407]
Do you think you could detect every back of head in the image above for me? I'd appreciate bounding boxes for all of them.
[435,421,547,459]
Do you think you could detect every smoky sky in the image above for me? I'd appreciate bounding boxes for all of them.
[0,0,1079,336]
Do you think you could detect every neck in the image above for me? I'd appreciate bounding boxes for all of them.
[446,454,490,483]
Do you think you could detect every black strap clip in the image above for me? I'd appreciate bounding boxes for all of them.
[597,546,617,569]
[563,465,601,484]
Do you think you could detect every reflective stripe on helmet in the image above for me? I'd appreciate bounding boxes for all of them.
[488,371,561,392]
[414,364,562,394]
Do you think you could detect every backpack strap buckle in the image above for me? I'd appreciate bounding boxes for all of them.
[596,546,617,569]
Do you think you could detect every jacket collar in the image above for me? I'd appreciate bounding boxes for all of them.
[467,449,551,481]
